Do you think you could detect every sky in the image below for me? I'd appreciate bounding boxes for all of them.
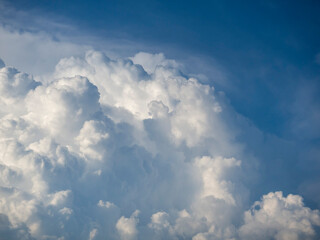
[0,0,320,239]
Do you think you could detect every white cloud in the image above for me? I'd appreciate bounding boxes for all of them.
[0,65,40,117]
[195,156,241,204]
[148,211,170,231]
[89,228,98,240]
[97,200,115,209]
[116,210,140,240]
[53,51,236,151]
[0,44,319,240]
[76,120,109,161]
[24,75,100,145]
[145,156,243,239]
[48,190,71,206]
[239,191,320,240]
[59,207,73,216]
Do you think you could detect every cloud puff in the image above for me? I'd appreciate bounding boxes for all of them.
[116,210,140,240]
[239,191,320,240]
[195,156,241,204]
[0,51,319,240]
[24,75,100,144]
[147,156,242,239]
[53,51,233,151]
[0,65,40,116]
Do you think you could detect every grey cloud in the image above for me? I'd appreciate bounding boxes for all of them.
[0,59,4,68]
[0,214,34,240]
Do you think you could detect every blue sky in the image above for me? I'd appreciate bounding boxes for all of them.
[0,1,320,239]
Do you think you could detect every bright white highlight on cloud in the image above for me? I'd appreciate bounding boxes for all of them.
[239,191,320,240]
[0,48,319,240]
[116,210,140,240]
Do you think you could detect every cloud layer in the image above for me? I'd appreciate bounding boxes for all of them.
[0,51,319,239]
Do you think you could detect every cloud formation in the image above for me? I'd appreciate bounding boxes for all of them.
[239,191,320,240]
[0,51,319,240]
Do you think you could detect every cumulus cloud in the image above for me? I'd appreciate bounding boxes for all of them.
[195,156,241,204]
[116,210,140,240]
[0,50,319,240]
[25,75,100,144]
[0,64,40,116]
[239,191,320,240]
[146,156,243,239]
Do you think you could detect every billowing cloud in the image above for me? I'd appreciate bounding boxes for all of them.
[116,210,140,240]
[0,51,319,240]
[239,191,320,240]
[0,62,40,116]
